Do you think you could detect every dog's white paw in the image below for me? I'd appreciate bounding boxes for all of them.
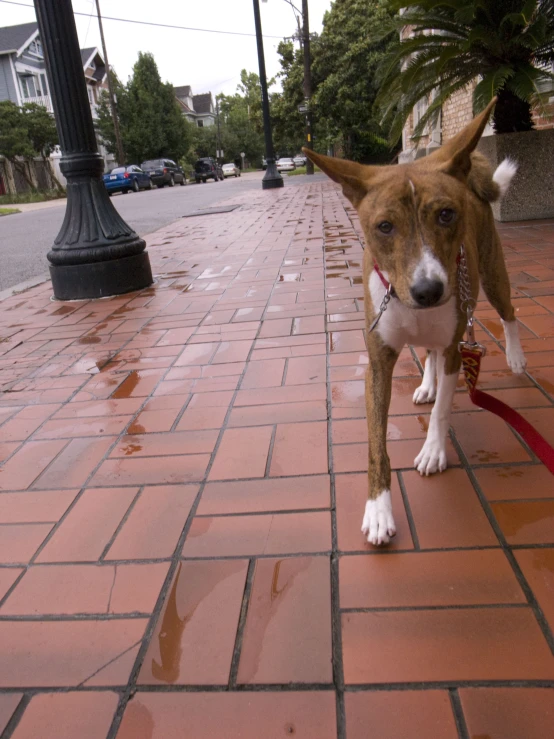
[413,383,436,404]
[415,439,447,476]
[361,491,396,546]
[506,346,527,375]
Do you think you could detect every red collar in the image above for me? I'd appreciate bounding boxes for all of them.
[373,262,396,297]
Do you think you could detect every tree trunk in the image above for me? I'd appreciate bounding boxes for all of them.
[44,155,65,193]
[493,89,534,134]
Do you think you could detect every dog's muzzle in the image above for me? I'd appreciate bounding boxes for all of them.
[409,278,444,308]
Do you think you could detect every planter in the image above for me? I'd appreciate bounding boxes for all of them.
[477,129,554,222]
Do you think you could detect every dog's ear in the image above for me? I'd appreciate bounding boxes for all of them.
[430,97,497,182]
[302,148,374,207]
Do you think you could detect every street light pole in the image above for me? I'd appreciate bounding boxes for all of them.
[95,0,125,166]
[302,0,314,175]
[33,0,152,300]
[253,0,283,189]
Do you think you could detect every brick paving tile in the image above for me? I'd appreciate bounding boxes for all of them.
[515,549,554,631]
[1,563,169,615]
[208,426,273,480]
[474,464,554,500]
[491,500,554,544]
[0,489,78,522]
[105,485,198,560]
[342,608,554,683]
[116,692,337,739]
[344,691,458,739]
[0,524,53,564]
[9,692,119,739]
[138,560,248,685]
[237,557,332,684]
[459,687,554,739]
[198,474,330,515]
[402,469,498,548]
[36,488,137,562]
[0,619,148,687]
[1,181,554,735]
[340,550,525,609]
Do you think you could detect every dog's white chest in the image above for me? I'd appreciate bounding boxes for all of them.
[369,271,457,352]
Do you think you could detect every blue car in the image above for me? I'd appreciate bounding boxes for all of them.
[103,165,153,195]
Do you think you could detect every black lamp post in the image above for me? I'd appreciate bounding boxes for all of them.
[33,0,153,300]
[253,0,283,189]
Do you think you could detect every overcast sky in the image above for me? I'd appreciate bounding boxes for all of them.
[1,0,333,96]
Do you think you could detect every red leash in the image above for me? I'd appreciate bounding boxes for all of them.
[460,344,554,474]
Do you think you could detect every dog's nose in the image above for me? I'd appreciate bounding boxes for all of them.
[410,278,444,307]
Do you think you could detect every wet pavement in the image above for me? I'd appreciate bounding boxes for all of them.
[0,179,553,737]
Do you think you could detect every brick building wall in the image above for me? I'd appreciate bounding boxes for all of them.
[441,82,477,141]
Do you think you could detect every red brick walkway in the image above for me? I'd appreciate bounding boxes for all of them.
[0,181,553,738]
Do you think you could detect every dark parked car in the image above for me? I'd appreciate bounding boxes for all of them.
[194,157,223,183]
[140,158,186,187]
[103,165,152,195]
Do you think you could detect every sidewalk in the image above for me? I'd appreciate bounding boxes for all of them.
[0,180,553,738]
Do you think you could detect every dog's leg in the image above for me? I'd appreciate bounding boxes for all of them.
[361,340,398,546]
[413,349,437,404]
[414,350,458,475]
[479,230,527,374]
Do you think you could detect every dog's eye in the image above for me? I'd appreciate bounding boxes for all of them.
[378,221,393,234]
[438,208,455,225]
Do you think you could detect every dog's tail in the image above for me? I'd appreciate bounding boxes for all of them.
[493,158,518,199]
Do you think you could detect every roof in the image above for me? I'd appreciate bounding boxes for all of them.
[193,92,213,115]
[174,85,192,99]
[176,98,193,114]
[0,21,38,54]
[80,47,96,66]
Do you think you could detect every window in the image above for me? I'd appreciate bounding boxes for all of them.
[197,120,204,127]
[90,60,96,70]
[19,75,37,99]
[40,73,48,96]
[87,86,94,105]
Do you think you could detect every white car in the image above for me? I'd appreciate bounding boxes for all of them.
[222,163,241,178]
[293,155,306,167]
[276,158,296,172]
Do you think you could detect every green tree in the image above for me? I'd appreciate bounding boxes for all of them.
[21,102,62,190]
[96,53,192,165]
[312,0,398,161]
[0,100,56,190]
[375,0,554,142]
[270,0,398,162]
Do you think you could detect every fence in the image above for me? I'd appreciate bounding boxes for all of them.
[0,156,61,197]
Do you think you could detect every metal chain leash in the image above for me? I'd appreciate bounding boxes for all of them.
[367,284,393,334]
[457,243,485,354]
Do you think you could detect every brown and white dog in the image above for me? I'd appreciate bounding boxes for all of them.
[304,99,526,546]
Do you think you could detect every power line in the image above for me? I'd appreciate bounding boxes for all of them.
[0,0,286,39]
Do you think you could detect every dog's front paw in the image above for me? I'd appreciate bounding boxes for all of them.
[361,491,396,546]
[506,346,527,375]
[415,439,447,476]
[413,383,436,404]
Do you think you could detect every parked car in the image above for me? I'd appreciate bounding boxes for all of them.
[276,157,296,172]
[103,165,153,195]
[293,155,306,167]
[140,158,186,188]
[222,163,241,178]
[194,157,223,183]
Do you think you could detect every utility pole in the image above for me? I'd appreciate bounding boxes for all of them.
[95,0,125,166]
[254,0,283,189]
[302,0,313,175]
[216,97,222,162]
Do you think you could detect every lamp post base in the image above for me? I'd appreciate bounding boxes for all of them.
[262,162,284,189]
[49,251,153,301]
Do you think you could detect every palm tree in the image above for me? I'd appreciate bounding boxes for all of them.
[375,0,554,142]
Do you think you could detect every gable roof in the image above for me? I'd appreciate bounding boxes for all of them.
[80,47,97,67]
[193,92,213,115]
[174,85,192,100]
[0,21,38,55]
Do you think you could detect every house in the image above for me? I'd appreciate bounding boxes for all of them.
[174,85,216,127]
[398,26,554,163]
[0,22,114,172]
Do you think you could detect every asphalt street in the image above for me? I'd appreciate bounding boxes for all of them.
[0,171,326,292]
